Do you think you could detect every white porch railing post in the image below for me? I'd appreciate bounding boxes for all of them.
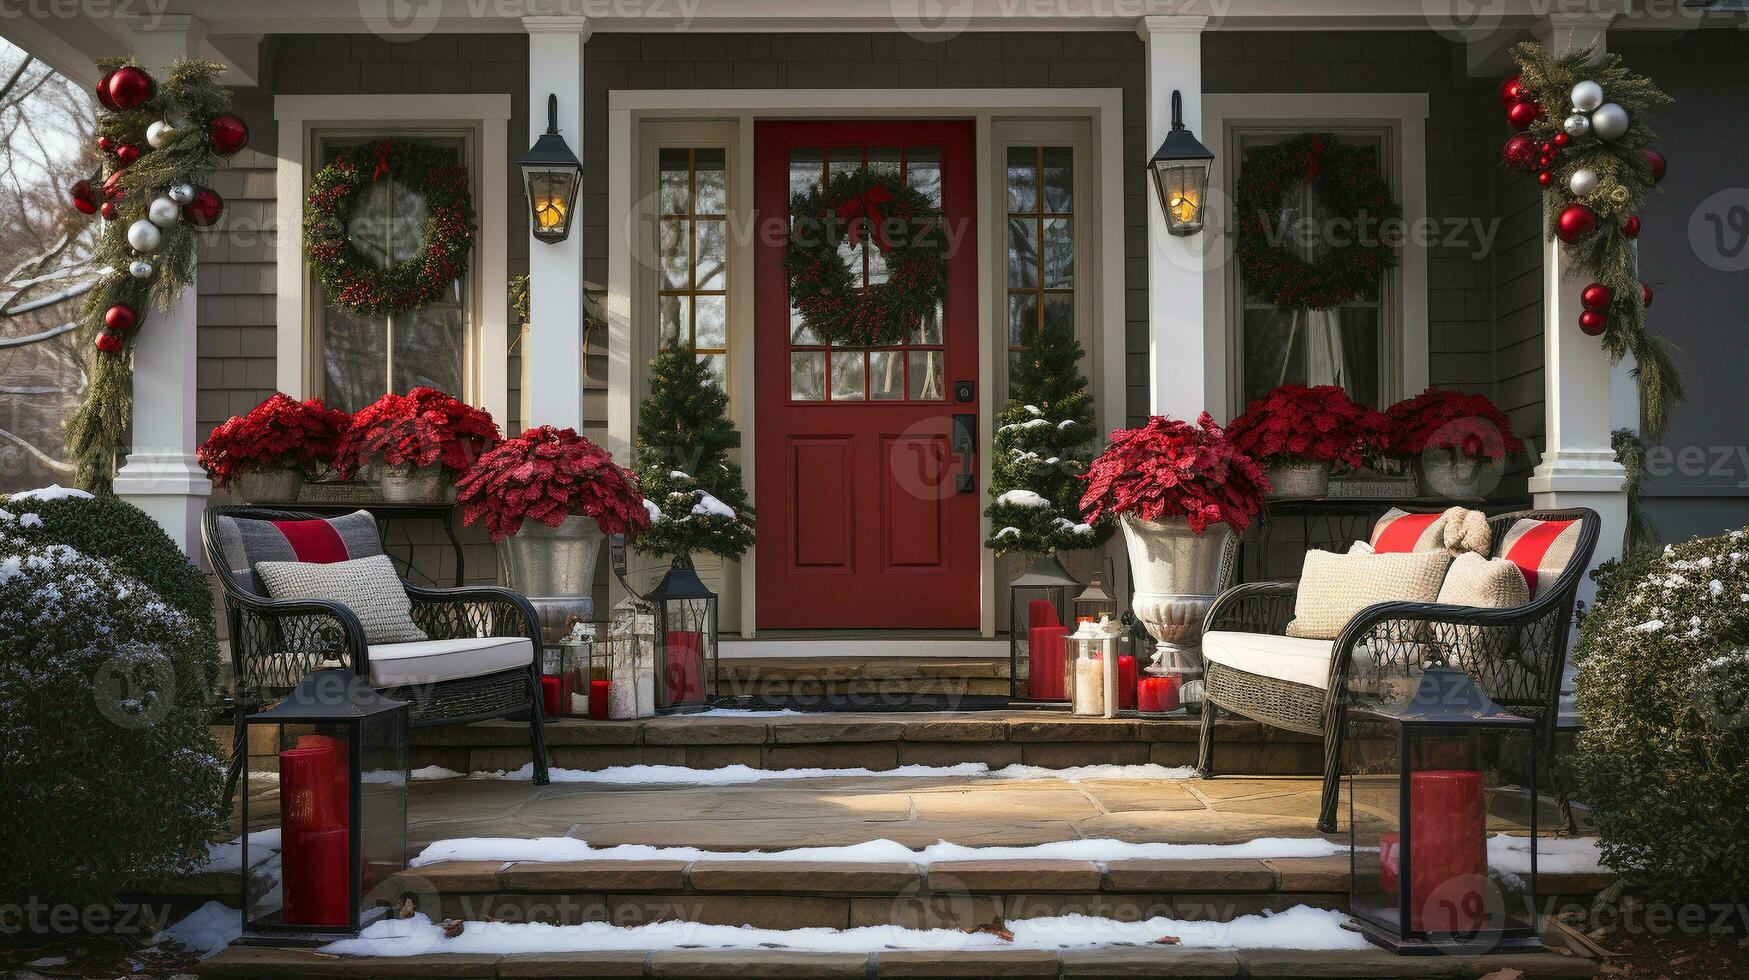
[1138,15,1212,421]
[1528,9,1629,590]
[523,16,591,432]
[112,15,212,560]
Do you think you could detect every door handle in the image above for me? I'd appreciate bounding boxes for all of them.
[951,414,977,494]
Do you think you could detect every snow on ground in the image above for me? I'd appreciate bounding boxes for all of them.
[198,828,282,873]
[5,484,93,501]
[691,707,804,717]
[406,761,1196,786]
[411,835,1349,869]
[154,901,241,959]
[322,905,1369,957]
[1489,833,1605,875]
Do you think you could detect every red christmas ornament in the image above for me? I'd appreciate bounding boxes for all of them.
[1622,214,1641,239]
[207,113,249,156]
[1581,284,1614,310]
[99,202,118,220]
[1507,100,1541,130]
[1538,171,1554,187]
[1556,203,1598,244]
[1499,74,1523,105]
[94,331,124,354]
[97,135,115,154]
[69,179,98,215]
[94,72,118,111]
[101,169,126,200]
[103,304,139,331]
[114,144,141,166]
[1642,284,1653,308]
[104,66,155,110]
[1553,132,1570,147]
[1502,133,1537,171]
[1642,148,1666,183]
[1578,310,1607,336]
[183,186,225,227]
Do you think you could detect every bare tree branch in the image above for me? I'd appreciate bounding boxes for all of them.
[0,320,78,348]
[0,425,74,473]
[0,54,35,104]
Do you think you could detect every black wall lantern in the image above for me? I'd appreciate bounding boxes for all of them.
[1148,90,1214,236]
[520,93,583,244]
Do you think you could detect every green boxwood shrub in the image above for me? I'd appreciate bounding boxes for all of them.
[1571,528,1749,902]
[0,509,224,906]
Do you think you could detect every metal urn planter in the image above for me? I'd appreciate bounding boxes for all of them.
[1264,460,1331,499]
[1415,449,1499,499]
[500,514,605,642]
[233,469,302,504]
[1121,514,1240,713]
[378,464,447,504]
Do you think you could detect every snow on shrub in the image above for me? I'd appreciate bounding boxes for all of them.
[1571,529,1749,901]
[0,522,224,907]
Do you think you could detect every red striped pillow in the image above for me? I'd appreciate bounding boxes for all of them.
[1369,508,1447,553]
[1499,518,1581,598]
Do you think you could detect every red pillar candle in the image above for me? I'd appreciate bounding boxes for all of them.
[279,745,341,834]
[1407,769,1487,934]
[588,679,612,720]
[282,827,349,926]
[1027,598,1060,629]
[1027,625,1069,699]
[294,734,348,827]
[541,675,564,718]
[665,631,705,704]
[1137,675,1181,714]
[1117,656,1138,711]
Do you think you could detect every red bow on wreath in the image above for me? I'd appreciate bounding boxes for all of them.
[372,140,394,182]
[835,184,894,250]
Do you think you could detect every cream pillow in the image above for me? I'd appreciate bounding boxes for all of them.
[1438,552,1529,610]
[255,553,428,645]
[1286,549,1453,640]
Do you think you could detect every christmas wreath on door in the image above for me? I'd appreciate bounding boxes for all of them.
[304,139,475,319]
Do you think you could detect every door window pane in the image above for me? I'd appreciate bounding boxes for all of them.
[655,147,730,388]
[830,351,866,400]
[1005,145,1074,373]
[870,350,905,400]
[791,351,825,400]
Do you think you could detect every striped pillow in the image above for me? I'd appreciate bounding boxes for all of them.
[1368,508,1449,553]
[1499,518,1582,598]
[215,510,384,593]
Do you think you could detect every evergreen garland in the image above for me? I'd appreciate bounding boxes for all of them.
[1508,41,1683,439]
[67,59,239,492]
[632,345,755,561]
[984,320,1112,557]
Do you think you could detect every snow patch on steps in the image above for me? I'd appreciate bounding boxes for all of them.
[410,761,1199,785]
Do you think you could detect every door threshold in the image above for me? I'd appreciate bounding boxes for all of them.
[721,634,1004,659]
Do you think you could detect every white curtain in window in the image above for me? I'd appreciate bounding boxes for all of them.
[1277,307,1355,389]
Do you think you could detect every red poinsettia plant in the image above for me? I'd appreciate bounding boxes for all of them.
[333,386,501,478]
[456,425,651,542]
[1225,384,1390,469]
[1384,387,1526,462]
[197,393,351,488]
[1079,413,1271,535]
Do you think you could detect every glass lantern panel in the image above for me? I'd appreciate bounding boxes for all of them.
[1347,721,1404,941]
[1008,585,1070,701]
[1480,727,1542,941]
[357,711,408,927]
[269,722,356,931]
[659,597,716,709]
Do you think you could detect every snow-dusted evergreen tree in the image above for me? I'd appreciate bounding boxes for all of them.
[632,343,755,560]
[985,318,1112,556]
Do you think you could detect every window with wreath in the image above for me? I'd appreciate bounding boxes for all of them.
[1233,130,1393,409]
[315,135,470,414]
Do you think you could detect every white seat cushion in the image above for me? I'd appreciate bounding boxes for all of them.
[366,636,534,688]
[1203,630,1336,691]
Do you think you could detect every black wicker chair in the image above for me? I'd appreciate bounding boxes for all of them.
[204,506,551,799]
[1195,508,1599,833]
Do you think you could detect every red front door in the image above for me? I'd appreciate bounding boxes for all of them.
[754,121,980,630]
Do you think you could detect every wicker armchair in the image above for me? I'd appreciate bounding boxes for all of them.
[204,506,551,799]
[1195,508,1599,833]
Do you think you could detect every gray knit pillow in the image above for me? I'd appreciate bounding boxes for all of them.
[254,554,427,644]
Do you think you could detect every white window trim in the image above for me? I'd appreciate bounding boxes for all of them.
[273,94,511,425]
[606,88,1125,638]
[1202,92,1429,419]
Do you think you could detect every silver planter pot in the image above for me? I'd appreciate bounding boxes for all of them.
[378,464,447,504]
[232,468,302,503]
[1264,460,1331,499]
[1121,514,1240,706]
[1415,450,1500,499]
[501,515,606,637]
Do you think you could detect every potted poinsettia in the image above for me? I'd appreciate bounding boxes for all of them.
[1384,387,1525,498]
[334,387,501,503]
[456,425,650,602]
[1079,413,1270,711]
[1225,384,1390,499]
[197,393,351,502]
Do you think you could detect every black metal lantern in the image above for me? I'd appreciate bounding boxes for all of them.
[1008,554,1079,701]
[520,93,583,244]
[648,555,718,712]
[241,668,409,945]
[1347,668,1542,956]
[1148,90,1214,236]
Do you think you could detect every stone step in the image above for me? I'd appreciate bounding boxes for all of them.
[718,656,1013,698]
[407,712,1331,776]
[200,941,1598,979]
[392,856,1615,932]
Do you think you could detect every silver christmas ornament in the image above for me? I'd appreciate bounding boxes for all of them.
[128,259,154,279]
[1591,102,1630,141]
[145,120,177,149]
[147,195,181,228]
[1562,113,1591,138]
[1570,80,1604,113]
[1568,168,1600,197]
[168,183,195,204]
[126,218,163,253]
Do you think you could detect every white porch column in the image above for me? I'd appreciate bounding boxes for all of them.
[112,15,211,559]
[1138,15,1211,421]
[1528,10,1628,580]
[523,16,590,431]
